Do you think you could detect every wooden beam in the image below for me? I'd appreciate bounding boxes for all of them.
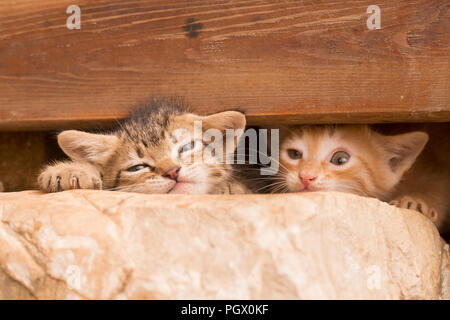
[0,0,449,130]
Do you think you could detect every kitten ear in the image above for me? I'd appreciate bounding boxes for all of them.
[57,130,119,165]
[202,111,246,153]
[383,131,428,176]
[202,111,246,135]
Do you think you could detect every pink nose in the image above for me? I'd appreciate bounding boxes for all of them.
[163,167,180,180]
[299,173,317,189]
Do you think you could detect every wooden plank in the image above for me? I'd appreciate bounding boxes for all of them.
[0,0,449,130]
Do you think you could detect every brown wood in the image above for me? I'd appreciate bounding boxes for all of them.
[0,0,449,131]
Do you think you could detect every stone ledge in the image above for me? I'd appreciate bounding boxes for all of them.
[0,190,448,299]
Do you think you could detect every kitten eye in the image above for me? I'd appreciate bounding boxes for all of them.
[178,140,197,154]
[287,149,302,160]
[330,151,351,165]
[126,164,152,172]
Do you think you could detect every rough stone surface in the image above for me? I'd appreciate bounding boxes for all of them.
[0,190,448,300]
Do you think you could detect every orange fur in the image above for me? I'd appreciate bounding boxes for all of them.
[275,124,449,233]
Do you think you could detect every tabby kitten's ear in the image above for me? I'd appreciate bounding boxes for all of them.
[383,131,429,178]
[57,130,120,165]
[202,111,246,153]
[202,111,246,134]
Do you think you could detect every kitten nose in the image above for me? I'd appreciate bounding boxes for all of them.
[299,173,317,189]
[163,166,180,181]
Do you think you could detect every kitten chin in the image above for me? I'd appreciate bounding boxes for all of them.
[38,97,250,195]
[273,124,450,233]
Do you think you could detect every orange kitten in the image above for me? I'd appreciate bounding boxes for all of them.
[275,124,449,233]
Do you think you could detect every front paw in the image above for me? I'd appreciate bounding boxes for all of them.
[390,196,438,223]
[38,162,102,193]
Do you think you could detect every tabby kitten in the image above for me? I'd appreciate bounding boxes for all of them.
[273,124,449,232]
[38,98,249,195]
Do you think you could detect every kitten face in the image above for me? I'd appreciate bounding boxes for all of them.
[277,125,428,200]
[57,99,245,194]
[108,116,232,194]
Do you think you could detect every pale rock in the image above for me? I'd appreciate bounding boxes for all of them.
[0,190,448,299]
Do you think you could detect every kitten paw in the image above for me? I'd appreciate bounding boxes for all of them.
[38,162,102,193]
[389,196,439,222]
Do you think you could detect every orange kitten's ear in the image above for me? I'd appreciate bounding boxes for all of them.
[58,130,120,165]
[383,131,429,176]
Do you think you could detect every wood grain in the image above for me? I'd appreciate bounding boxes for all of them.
[0,0,449,130]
